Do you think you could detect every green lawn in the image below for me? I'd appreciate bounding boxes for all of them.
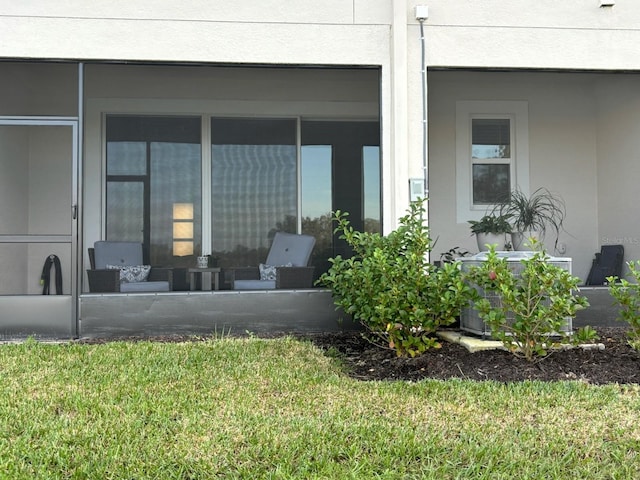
[0,337,638,479]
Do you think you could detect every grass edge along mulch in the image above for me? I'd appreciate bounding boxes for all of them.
[0,336,638,479]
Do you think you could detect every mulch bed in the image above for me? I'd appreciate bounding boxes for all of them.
[298,327,640,385]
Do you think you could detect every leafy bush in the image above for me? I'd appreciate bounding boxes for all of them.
[464,245,589,362]
[319,199,474,357]
[607,261,640,350]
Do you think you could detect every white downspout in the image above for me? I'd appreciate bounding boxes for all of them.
[418,16,428,199]
[415,6,430,202]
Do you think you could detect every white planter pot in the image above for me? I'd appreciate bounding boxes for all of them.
[511,231,541,251]
[475,233,507,251]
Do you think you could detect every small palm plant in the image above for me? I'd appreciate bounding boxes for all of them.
[493,187,566,250]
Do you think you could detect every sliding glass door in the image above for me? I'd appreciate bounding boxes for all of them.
[106,115,202,267]
[211,118,297,268]
[301,120,381,272]
[104,115,380,280]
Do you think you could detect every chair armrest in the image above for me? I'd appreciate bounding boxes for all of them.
[86,269,121,292]
[228,267,260,289]
[148,268,174,290]
[229,267,260,281]
[275,266,315,289]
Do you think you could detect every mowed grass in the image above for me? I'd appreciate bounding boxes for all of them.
[0,337,638,479]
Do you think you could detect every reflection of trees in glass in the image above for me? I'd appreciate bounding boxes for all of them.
[211,144,297,257]
[210,215,296,269]
[364,218,381,234]
[211,244,270,270]
[301,213,380,278]
[472,119,510,159]
[473,164,510,204]
[302,213,333,279]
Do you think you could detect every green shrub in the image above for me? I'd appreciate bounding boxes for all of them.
[607,261,640,350]
[319,199,474,357]
[465,245,589,362]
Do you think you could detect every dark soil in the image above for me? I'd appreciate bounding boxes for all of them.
[298,327,640,385]
[80,326,640,385]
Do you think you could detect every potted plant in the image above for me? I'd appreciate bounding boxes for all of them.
[468,214,512,251]
[494,187,566,251]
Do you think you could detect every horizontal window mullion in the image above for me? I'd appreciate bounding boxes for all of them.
[471,158,512,165]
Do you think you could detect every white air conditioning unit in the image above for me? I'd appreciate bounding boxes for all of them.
[458,252,573,338]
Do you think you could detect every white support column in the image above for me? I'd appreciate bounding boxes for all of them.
[388,0,409,233]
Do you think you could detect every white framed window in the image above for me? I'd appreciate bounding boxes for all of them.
[456,101,529,223]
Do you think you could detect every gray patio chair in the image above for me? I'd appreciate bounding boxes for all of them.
[230,232,316,290]
[87,241,173,292]
[585,244,624,286]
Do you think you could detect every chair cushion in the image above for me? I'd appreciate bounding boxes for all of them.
[94,241,144,269]
[106,264,151,283]
[233,279,276,290]
[265,233,315,267]
[120,281,171,293]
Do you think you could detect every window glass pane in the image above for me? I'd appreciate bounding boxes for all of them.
[106,182,144,242]
[106,142,146,175]
[472,119,510,159]
[472,164,510,204]
[301,145,332,275]
[363,146,381,233]
[150,142,201,266]
[105,116,202,267]
[302,145,332,221]
[211,118,297,268]
[301,120,380,276]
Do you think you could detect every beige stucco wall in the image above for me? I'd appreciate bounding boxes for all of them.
[595,76,640,269]
[4,0,639,70]
[0,1,391,65]
[428,71,602,281]
[0,63,77,117]
[419,0,640,70]
[429,69,640,281]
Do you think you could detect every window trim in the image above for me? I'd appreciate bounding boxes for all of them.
[455,101,529,223]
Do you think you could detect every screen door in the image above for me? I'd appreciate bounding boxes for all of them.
[0,119,78,339]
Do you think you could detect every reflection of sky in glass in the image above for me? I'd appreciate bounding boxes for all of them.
[472,118,510,159]
[106,142,146,175]
[301,145,381,222]
[472,144,510,159]
[301,145,332,219]
[363,146,380,222]
[106,181,144,242]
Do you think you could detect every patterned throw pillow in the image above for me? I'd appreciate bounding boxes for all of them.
[106,264,151,283]
[259,263,293,281]
[259,263,277,281]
